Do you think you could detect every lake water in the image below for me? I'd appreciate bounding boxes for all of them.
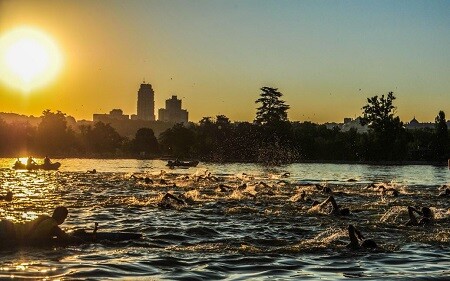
[0,158,449,280]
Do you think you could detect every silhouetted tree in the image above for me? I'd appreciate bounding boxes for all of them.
[82,122,124,155]
[0,118,8,155]
[434,110,449,161]
[255,87,289,125]
[360,92,399,131]
[360,92,407,160]
[131,128,159,156]
[159,123,195,158]
[35,110,73,155]
[253,87,295,163]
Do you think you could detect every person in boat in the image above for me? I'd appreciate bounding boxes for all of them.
[312,195,350,216]
[43,156,52,166]
[0,206,72,247]
[14,158,22,168]
[0,191,13,201]
[346,224,377,250]
[27,156,37,168]
[406,206,433,226]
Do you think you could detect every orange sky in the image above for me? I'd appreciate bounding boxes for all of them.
[0,1,449,123]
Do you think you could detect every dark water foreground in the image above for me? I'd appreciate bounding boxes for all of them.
[0,159,449,280]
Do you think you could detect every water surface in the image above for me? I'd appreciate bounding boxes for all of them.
[0,158,449,280]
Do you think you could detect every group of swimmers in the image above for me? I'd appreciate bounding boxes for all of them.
[1,168,446,250]
[147,173,446,250]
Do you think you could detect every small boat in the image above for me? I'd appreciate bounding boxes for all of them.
[13,162,61,170]
[166,160,199,168]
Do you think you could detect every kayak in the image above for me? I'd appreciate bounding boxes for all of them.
[13,162,61,170]
[166,160,199,168]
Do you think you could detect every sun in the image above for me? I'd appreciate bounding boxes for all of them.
[0,27,63,92]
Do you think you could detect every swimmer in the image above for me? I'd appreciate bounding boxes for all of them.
[218,184,235,192]
[378,186,399,197]
[293,190,312,203]
[438,188,450,197]
[313,196,350,216]
[158,193,186,209]
[315,184,332,194]
[406,206,433,226]
[257,181,271,188]
[130,174,153,184]
[346,224,377,250]
[237,183,247,190]
[0,206,71,246]
[0,191,13,201]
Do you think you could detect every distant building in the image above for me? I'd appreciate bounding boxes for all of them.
[93,109,129,123]
[323,122,340,130]
[341,117,368,133]
[324,117,368,133]
[405,117,434,130]
[158,95,188,123]
[137,83,155,121]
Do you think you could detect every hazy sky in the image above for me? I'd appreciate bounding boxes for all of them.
[0,0,449,123]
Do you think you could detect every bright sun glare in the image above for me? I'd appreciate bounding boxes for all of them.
[0,27,63,92]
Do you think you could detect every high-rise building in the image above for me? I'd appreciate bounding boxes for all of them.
[136,83,155,121]
[158,95,188,123]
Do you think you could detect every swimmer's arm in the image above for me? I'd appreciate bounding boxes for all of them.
[163,193,185,204]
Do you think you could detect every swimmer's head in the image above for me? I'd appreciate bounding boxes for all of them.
[340,208,350,216]
[361,239,377,249]
[422,207,433,219]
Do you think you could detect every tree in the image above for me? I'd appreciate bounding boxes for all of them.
[131,128,159,156]
[159,123,195,158]
[254,87,289,125]
[360,92,400,131]
[360,92,407,160]
[434,110,448,161]
[82,122,124,155]
[35,110,72,155]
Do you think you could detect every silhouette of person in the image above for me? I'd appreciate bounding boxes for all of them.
[313,195,350,216]
[43,156,52,166]
[346,224,378,250]
[406,206,433,226]
[0,206,70,247]
[27,156,37,168]
[438,188,450,197]
[0,191,13,201]
[158,193,186,209]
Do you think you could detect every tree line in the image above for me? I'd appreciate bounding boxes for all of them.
[0,88,448,163]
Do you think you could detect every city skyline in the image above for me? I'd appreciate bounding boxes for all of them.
[0,1,449,123]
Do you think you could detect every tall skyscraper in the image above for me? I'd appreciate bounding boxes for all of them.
[136,83,155,121]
